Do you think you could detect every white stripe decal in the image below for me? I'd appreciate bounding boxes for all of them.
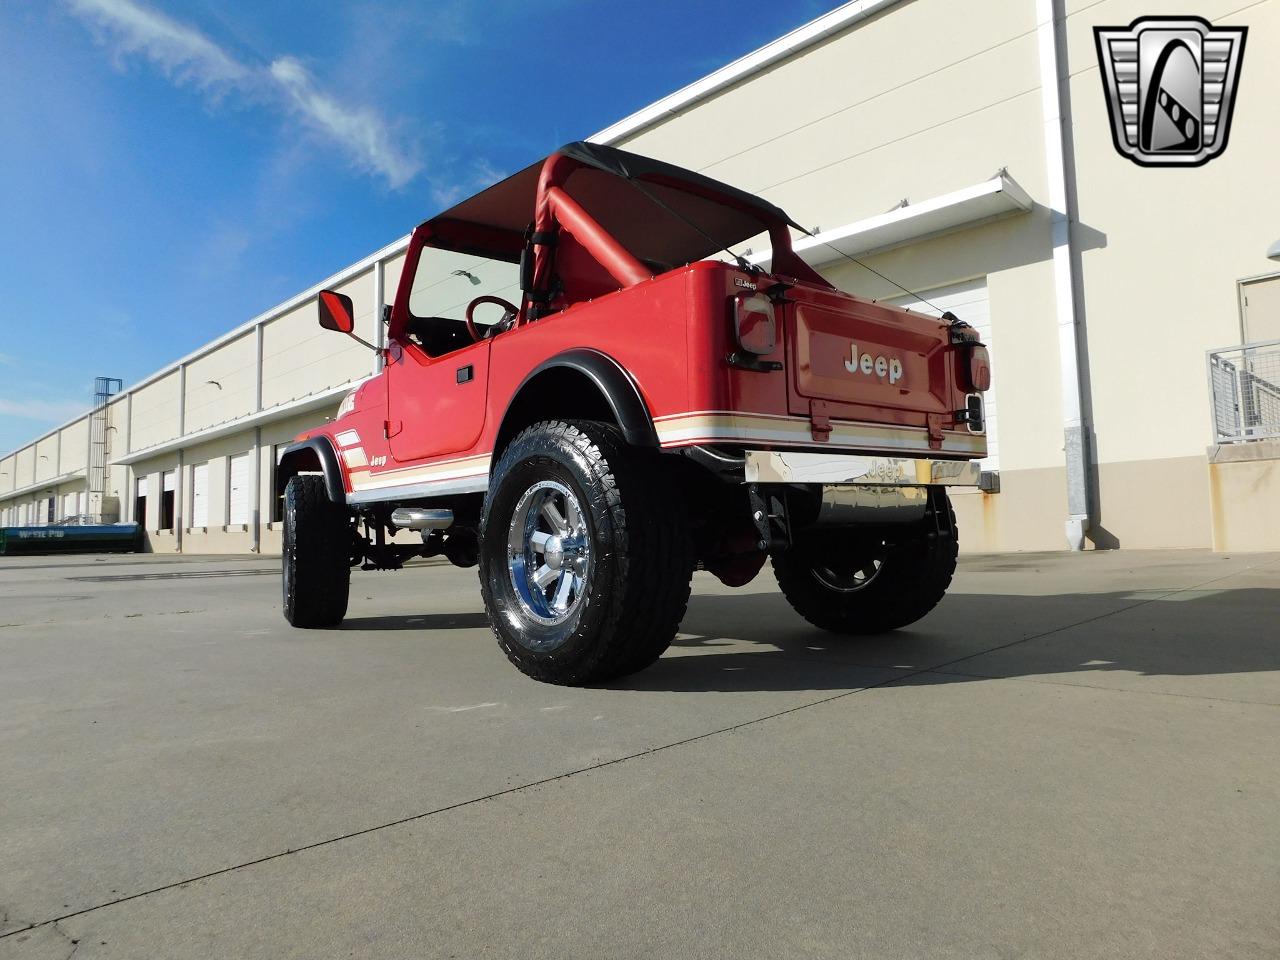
[334,430,362,448]
[349,455,491,492]
[341,447,368,469]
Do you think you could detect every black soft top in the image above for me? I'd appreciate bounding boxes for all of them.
[426,141,801,267]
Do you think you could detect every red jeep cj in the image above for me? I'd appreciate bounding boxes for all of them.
[277,142,991,685]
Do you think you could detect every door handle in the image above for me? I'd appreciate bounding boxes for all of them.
[456,364,474,384]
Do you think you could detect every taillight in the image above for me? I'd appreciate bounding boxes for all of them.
[733,292,776,355]
[968,344,991,392]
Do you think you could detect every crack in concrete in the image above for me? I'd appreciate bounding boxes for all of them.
[51,921,80,960]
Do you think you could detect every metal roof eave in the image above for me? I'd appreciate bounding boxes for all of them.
[750,173,1035,269]
[0,468,88,502]
[111,379,368,467]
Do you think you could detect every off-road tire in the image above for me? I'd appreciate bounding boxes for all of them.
[773,492,957,634]
[479,420,693,685]
[282,475,351,628]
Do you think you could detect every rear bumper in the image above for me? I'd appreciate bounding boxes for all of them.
[743,450,980,487]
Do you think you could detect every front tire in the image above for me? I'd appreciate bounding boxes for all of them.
[479,420,693,685]
[282,475,351,628]
[773,491,957,634]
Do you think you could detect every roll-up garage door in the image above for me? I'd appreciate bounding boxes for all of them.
[228,453,251,526]
[191,462,209,528]
[135,477,148,527]
[889,278,998,471]
[162,470,177,530]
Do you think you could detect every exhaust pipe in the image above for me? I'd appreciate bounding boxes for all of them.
[390,507,454,531]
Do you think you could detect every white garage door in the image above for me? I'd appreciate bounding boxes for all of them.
[228,453,251,526]
[190,462,210,528]
[889,277,998,471]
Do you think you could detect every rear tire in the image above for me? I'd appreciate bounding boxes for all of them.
[282,475,351,628]
[773,491,957,634]
[479,420,693,685]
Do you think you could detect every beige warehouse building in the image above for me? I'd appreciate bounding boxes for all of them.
[3,0,1278,553]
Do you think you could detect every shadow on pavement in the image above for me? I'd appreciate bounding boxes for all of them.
[341,612,491,631]
[607,587,1280,694]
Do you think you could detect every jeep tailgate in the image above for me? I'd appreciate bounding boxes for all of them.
[785,291,957,426]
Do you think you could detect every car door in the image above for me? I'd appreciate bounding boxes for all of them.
[385,335,490,464]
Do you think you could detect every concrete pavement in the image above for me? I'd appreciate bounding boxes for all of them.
[1,548,1277,958]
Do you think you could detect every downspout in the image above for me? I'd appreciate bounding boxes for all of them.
[123,391,133,523]
[251,427,262,554]
[1036,0,1093,550]
[83,406,93,521]
[176,364,185,554]
[253,325,264,554]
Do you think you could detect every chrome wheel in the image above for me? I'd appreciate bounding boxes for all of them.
[507,480,592,627]
[810,549,885,594]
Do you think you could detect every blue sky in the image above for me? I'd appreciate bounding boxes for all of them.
[0,0,836,453]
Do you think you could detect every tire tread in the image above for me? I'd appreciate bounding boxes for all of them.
[283,475,351,628]
[480,420,692,685]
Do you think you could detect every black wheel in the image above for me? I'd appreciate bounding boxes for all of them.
[773,491,957,634]
[282,475,351,628]
[479,420,693,685]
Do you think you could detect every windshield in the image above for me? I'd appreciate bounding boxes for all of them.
[404,245,521,356]
[408,247,519,324]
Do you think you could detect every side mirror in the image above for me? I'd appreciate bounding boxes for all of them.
[317,289,379,352]
[318,290,355,334]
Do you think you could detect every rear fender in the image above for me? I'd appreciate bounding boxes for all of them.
[495,349,657,455]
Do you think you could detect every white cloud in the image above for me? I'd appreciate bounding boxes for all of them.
[67,0,248,89]
[431,157,507,209]
[65,0,421,188]
[270,57,420,189]
[0,398,88,423]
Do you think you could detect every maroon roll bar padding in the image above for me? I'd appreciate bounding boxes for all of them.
[545,187,650,289]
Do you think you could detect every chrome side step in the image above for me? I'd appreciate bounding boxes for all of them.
[390,507,454,531]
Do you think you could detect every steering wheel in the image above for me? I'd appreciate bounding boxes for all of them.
[465,295,520,343]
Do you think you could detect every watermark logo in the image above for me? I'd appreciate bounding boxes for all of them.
[1094,16,1246,167]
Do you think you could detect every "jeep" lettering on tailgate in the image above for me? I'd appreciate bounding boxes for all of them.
[844,344,903,384]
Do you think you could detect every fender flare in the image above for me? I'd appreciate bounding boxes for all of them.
[498,348,658,453]
[276,437,346,504]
